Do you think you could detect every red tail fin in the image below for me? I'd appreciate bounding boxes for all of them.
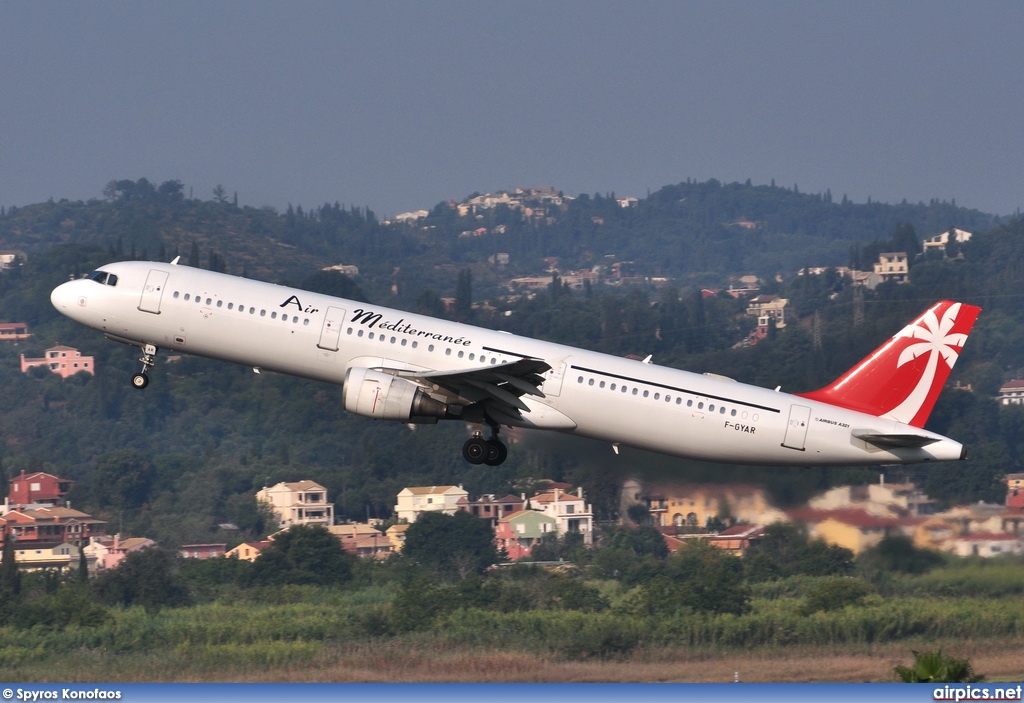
[797,300,981,427]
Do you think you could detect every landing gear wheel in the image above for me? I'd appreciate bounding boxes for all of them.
[484,438,508,466]
[132,343,158,390]
[462,436,489,465]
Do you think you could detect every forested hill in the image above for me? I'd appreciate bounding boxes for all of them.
[0,176,1021,549]
[0,177,1001,300]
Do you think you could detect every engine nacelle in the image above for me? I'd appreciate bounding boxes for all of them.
[343,367,448,423]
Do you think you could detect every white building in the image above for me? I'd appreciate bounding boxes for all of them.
[528,488,594,544]
[394,485,469,523]
[257,480,334,528]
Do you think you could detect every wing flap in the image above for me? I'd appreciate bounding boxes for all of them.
[394,358,553,422]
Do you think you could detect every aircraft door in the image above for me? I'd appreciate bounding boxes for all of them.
[317,306,347,351]
[782,404,811,451]
[138,270,169,314]
[542,358,569,397]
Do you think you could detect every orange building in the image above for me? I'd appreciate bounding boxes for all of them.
[20,345,95,378]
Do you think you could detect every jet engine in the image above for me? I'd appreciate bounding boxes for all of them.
[342,367,449,423]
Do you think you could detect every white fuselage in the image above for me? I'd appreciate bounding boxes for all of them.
[50,261,965,466]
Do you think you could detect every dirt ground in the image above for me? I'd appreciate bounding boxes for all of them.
[229,641,1024,683]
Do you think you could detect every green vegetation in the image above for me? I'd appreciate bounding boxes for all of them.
[1,543,1021,680]
[2,178,1024,680]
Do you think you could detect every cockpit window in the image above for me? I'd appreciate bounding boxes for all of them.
[87,270,118,286]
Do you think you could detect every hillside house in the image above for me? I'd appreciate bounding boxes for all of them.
[0,506,105,549]
[809,481,938,517]
[997,380,1024,406]
[949,533,1024,557]
[257,480,334,528]
[225,541,271,561]
[873,252,909,285]
[457,493,524,529]
[1006,474,1024,510]
[0,322,30,340]
[394,485,468,523]
[495,510,557,560]
[83,535,156,572]
[923,228,971,255]
[385,523,409,553]
[633,481,785,530]
[708,524,766,555]
[20,345,95,378]
[529,488,593,544]
[178,543,226,559]
[787,508,912,554]
[12,541,79,571]
[745,295,790,330]
[328,523,391,558]
[7,470,72,508]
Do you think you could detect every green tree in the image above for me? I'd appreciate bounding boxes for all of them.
[745,522,854,581]
[248,524,355,586]
[627,540,749,615]
[858,535,944,577]
[0,528,21,601]
[402,511,498,578]
[93,547,190,611]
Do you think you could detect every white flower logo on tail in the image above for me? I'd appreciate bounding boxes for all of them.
[885,302,968,424]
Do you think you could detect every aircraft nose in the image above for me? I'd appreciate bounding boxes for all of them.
[50,279,81,314]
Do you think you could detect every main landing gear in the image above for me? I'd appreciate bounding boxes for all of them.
[462,421,508,466]
[131,344,158,390]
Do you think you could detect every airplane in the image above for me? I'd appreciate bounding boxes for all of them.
[50,259,981,468]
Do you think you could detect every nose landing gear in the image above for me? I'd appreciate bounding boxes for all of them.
[131,344,158,389]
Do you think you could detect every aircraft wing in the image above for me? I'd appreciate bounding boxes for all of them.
[396,358,551,422]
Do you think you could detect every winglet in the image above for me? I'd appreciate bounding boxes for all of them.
[797,300,980,427]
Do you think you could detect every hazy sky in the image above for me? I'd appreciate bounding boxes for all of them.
[3,1,1022,217]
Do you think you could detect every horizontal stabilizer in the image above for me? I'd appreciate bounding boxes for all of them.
[852,430,939,448]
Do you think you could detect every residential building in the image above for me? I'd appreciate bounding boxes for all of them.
[949,533,1024,558]
[529,488,593,544]
[632,481,785,529]
[394,485,468,523]
[809,481,938,517]
[495,510,557,560]
[708,524,765,555]
[328,523,390,558]
[20,345,95,378]
[0,506,105,548]
[923,228,972,255]
[225,541,271,561]
[1006,474,1024,509]
[745,295,790,329]
[787,508,911,554]
[873,252,909,285]
[178,544,226,559]
[385,523,409,553]
[7,470,72,508]
[0,322,30,340]
[83,535,156,572]
[457,493,524,529]
[13,541,78,571]
[257,480,334,528]
[997,380,1024,406]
